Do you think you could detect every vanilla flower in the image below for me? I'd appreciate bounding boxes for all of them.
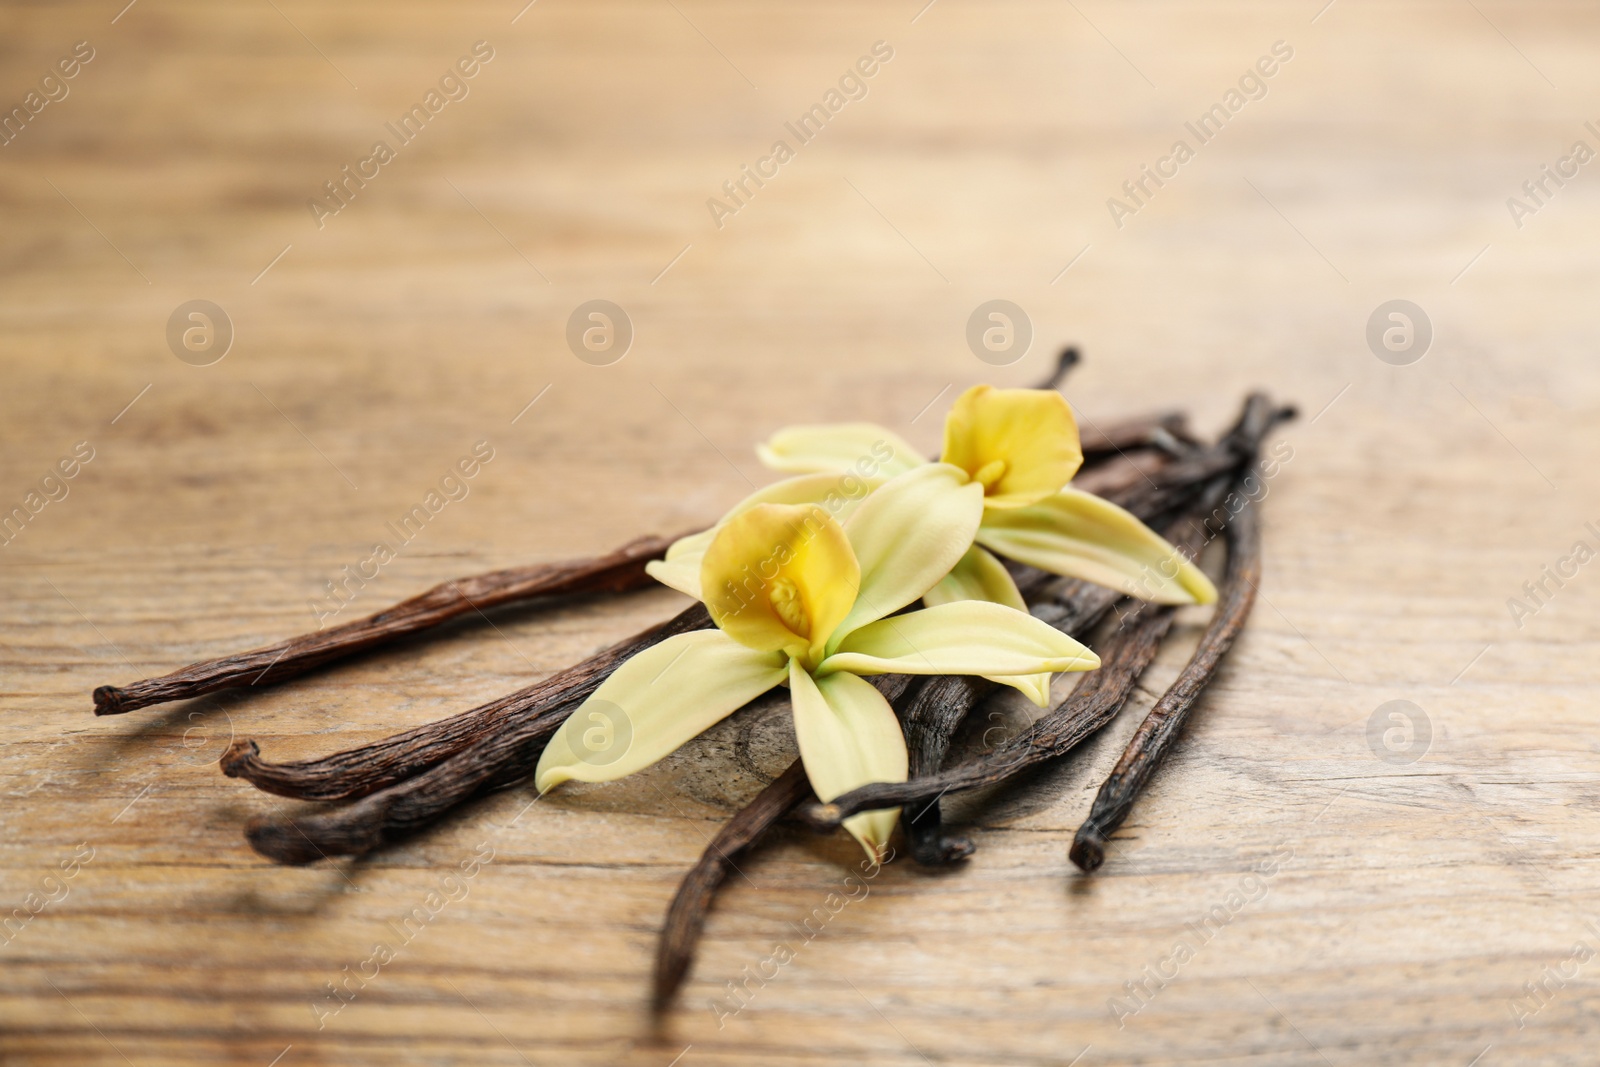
[535,465,1099,861]
[649,385,1215,704]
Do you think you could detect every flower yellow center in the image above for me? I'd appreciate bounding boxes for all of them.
[939,384,1083,509]
[971,459,1008,492]
[700,502,859,659]
[768,577,810,639]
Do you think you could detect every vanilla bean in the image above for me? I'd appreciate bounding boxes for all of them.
[94,534,685,715]
[895,394,1290,863]
[650,678,916,1008]
[1079,411,1194,459]
[243,690,603,862]
[1070,471,1263,873]
[801,577,1193,833]
[798,583,1175,833]
[899,580,1124,864]
[222,603,711,801]
[1041,346,1079,389]
[248,675,914,866]
[652,760,813,1009]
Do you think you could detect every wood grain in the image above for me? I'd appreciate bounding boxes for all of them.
[4,2,1600,1065]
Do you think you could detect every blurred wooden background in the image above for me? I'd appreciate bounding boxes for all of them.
[3,1,1600,1064]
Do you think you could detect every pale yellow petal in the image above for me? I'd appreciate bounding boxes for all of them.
[977,487,1217,605]
[700,503,860,659]
[988,671,1054,708]
[788,662,907,863]
[923,544,1028,611]
[921,546,1051,706]
[830,463,985,647]
[822,600,1100,678]
[645,557,703,600]
[663,527,716,563]
[940,385,1082,509]
[534,631,787,791]
[756,423,925,478]
[713,471,887,525]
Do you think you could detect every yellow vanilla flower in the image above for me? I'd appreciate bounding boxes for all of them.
[535,464,1100,861]
[651,384,1214,706]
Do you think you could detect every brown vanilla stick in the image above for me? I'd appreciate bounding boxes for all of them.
[652,760,813,1008]
[895,394,1291,863]
[222,603,711,801]
[247,674,913,867]
[1079,412,1194,458]
[242,681,640,862]
[647,593,1177,1012]
[650,675,916,1008]
[93,534,685,715]
[797,580,1178,832]
[1069,470,1262,873]
[899,581,1125,864]
[797,593,1189,831]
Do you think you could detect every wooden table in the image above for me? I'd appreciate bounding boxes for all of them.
[4,1,1598,1063]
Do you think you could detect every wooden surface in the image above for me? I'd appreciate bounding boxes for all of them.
[4,1,1600,1063]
